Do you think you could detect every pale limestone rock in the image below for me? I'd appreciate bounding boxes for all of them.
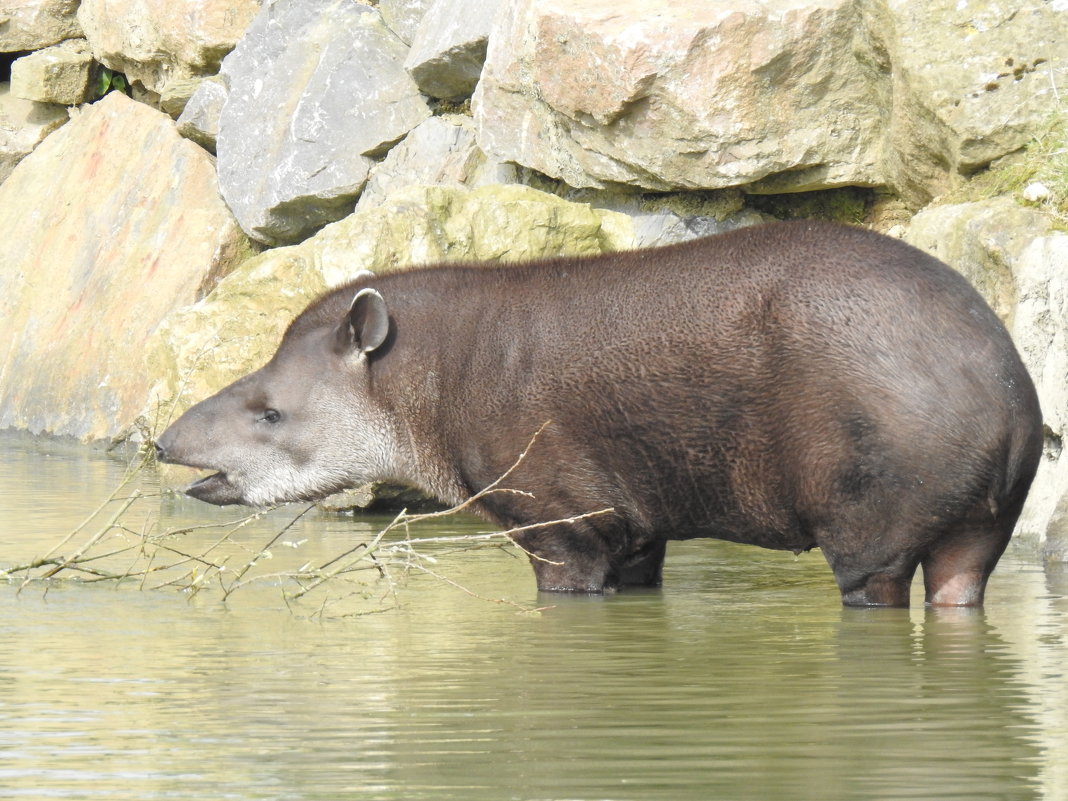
[176,74,226,153]
[378,0,435,45]
[404,0,502,99]
[216,0,430,245]
[0,0,82,51]
[907,199,1066,556]
[159,77,204,119]
[76,0,261,94]
[878,0,1068,205]
[0,82,67,183]
[474,0,885,192]
[146,247,328,437]
[1013,234,1068,561]
[0,92,254,441]
[146,183,634,424]
[10,38,94,105]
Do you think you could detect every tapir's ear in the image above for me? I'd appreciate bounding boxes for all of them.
[346,288,389,356]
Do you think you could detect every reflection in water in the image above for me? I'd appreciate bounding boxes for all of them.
[0,431,1065,800]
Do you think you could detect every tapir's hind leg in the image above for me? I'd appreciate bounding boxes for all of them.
[816,528,921,608]
[920,522,1013,607]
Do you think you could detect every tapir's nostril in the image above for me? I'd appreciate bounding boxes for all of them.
[154,442,167,463]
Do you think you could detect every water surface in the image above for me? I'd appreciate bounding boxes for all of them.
[1,432,1066,800]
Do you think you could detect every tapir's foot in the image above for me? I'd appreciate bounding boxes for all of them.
[838,572,914,608]
[529,539,666,593]
[920,525,1009,607]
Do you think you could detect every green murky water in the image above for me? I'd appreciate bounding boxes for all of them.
[1,431,1066,800]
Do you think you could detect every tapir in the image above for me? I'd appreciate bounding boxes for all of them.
[155,221,1043,606]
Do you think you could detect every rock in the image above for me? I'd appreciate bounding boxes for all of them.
[309,183,635,288]
[0,0,82,51]
[0,92,253,442]
[1013,233,1068,560]
[216,0,430,246]
[147,183,634,425]
[146,246,329,436]
[405,0,502,99]
[584,191,767,248]
[356,115,516,211]
[10,38,94,105]
[176,75,226,153]
[319,483,444,513]
[378,0,435,45]
[0,82,68,183]
[474,0,885,192]
[907,198,1066,555]
[906,197,1050,323]
[1023,182,1052,204]
[76,0,261,94]
[878,0,1068,205]
[158,77,204,119]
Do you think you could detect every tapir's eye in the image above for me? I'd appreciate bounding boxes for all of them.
[258,409,282,424]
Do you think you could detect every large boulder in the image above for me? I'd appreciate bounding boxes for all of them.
[0,81,68,183]
[216,0,430,246]
[878,0,1068,205]
[76,0,261,94]
[907,199,1067,557]
[474,0,886,192]
[0,92,253,441]
[404,0,503,99]
[146,183,634,424]
[0,0,82,51]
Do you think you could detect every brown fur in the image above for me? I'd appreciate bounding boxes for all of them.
[158,221,1044,605]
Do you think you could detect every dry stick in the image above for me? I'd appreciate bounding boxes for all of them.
[285,514,397,601]
[21,490,143,588]
[220,503,317,600]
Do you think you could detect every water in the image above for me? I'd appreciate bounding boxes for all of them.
[1,431,1066,800]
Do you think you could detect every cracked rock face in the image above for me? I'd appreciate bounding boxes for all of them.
[473,0,886,193]
[472,0,1067,203]
[76,0,260,94]
[215,0,429,246]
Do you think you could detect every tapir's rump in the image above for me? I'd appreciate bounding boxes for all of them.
[156,221,1043,607]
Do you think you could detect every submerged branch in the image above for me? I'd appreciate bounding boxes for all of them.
[5,422,612,617]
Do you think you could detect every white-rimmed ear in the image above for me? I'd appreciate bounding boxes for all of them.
[352,269,375,281]
[347,288,389,356]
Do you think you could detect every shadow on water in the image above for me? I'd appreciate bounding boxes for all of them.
[0,431,1065,800]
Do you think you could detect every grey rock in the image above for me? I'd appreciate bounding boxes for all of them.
[404,0,503,99]
[216,0,430,245]
[159,77,204,119]
[378,0,435,45]
[357,115,483,210]
[176,75,226,153]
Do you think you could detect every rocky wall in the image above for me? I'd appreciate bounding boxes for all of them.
[1,0,1065,552]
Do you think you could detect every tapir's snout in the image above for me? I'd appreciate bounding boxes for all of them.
[154,415,248,507]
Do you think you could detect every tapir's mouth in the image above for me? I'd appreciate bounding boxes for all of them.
[185,471,245,506]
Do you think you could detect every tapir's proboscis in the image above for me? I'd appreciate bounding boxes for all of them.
[156,221,1043,606]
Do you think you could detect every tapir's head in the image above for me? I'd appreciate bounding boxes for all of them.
[155,287,398,506]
